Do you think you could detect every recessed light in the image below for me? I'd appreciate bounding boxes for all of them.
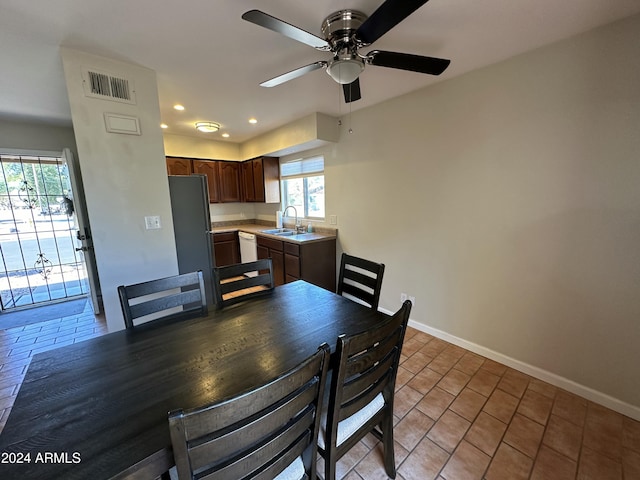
[249,118,257,124]
[173,104,185,111]
[222,133,230,138]
[160,123,168,129]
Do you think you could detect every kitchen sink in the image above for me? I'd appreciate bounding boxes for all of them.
[260,228,296,235]
[259,228,310,237]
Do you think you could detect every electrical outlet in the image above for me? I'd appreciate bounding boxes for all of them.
[408,295,416,306]
[144,215,161,230]
[329,215,337,225]
[400,293,407,303]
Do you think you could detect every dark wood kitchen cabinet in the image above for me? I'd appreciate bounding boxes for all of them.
[241,161,255,202]
[242,157,280,203]
[167,157,274,204]
[192,160,221,203]
[169,158,242,204]
[218,161,242,203]
[212,231,240,267]
[166,157,192,176]
[257,235,335,290]
[257,236,285,286]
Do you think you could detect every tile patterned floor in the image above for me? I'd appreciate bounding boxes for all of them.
[0,303,108,432]
[1,307,639,479]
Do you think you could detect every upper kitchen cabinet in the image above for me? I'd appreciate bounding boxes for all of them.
[166,157,192,176]
[242,157,280,203]
[166,156,278,204]
[218,162,242,203]
[193,160,221,203]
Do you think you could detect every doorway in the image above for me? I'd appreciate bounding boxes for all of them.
[0,153,89,310]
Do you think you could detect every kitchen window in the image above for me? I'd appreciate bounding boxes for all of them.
[280,155,324,220]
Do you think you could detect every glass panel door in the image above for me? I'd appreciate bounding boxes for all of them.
[0,154,88,309]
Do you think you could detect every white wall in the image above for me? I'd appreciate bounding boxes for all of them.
[163,132,240,160]
[0,119,77,156]
[315,15,640,415]
[61,49,178,332]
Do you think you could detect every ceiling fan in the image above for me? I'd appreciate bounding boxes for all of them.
[242,0,450,103]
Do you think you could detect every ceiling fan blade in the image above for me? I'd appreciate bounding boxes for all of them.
[242,10,330,50]
[343,78,362,103]
[260,61,327,88]
[356,0,430,45]
[368,50,450,75]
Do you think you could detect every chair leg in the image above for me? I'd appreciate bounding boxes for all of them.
[324,453,337,480]
[380,413,396,479]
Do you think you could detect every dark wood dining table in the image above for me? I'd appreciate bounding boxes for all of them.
[0,280,389,479]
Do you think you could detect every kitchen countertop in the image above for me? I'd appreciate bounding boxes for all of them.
[211,223,337,244]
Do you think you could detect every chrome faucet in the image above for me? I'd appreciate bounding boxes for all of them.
[283,205,303,232]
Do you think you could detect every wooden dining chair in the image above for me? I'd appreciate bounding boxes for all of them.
[169,343,330,480]
[117,270,207,330]
[318,300,412,480]
[213,258,274,308]
[337,253,385,310]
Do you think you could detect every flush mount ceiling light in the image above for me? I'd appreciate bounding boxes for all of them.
[195,122,220,133]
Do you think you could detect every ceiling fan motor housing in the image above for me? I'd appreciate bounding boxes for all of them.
[321,10,368,51]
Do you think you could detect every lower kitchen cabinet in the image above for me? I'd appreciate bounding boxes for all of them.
[257,236,285,285]
[212,231,240,267]
[257,235,336,291]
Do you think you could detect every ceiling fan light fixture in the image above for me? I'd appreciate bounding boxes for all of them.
[195,122,220,133]
[326,57,364,84]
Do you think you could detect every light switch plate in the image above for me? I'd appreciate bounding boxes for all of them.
[329,215,337,225]
[145,215,161,230]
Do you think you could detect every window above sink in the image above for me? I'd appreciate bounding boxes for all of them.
[280,156,325,220]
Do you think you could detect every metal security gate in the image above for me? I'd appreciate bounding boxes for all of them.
[0,154,89,310]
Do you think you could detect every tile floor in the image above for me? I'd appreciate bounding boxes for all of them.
[0,302,108,432]
[1,307,639,480]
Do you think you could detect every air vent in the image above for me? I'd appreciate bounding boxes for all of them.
[82,67,136,105]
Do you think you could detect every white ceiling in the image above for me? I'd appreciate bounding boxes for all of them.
[1,0,639,144]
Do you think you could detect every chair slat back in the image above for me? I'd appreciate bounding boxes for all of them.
[340,337,398,420]
[337,253,385,310]
[118,271,207,330]
[213,259,274,308]
[169,344,330,480]
[326,300,411,444]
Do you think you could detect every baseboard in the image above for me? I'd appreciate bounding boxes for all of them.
[380,308,640,421]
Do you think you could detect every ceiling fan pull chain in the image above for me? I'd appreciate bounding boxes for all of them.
[348,84,353,134]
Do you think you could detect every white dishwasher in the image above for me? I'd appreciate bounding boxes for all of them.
[238,231,258,277]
